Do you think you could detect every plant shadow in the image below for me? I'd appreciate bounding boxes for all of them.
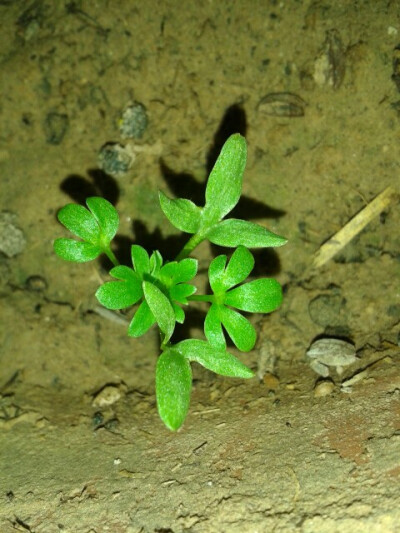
[60,168,119,206]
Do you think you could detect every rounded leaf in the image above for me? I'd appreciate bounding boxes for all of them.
[159,191,202,233]
[208,254,227,294]
[223,246,254,289]
[54,238,100,263]
[131,245,150,277]
[175,258,198,283]
[128,300,156,337]
[86,197,119,242]
[160,258,198,286]
[204,134,247,223]
[156,349,192,431]
[220,306,256,352]
[57,204,100,243]
[172,302,185,324]
[224,278,283,313]
[149,250,163,276]
[96,266,142,309]
[169,283,196,304]
[176,339,253,378]
[207,219,287,248]
[143,281,175,343]
[204,304,226,349]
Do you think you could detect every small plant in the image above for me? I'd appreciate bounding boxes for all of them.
[54,134,287,430]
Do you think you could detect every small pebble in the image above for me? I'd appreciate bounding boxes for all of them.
[0,212,26,257]
[308,293,344,327]
[98,142,135,177]
[262,372,280,390]
[26,275,47,291]
[92,385,122,407]
[119,102,148,139]
[314,379,335,397]
[43,112,69,145]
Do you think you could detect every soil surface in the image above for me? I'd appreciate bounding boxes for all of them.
[0,2,399,532]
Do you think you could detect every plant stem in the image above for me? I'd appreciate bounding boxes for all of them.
[104,247,119,267]
[175,232,206,261]
[188,294,214,303]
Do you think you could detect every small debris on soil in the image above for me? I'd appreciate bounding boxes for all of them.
[119,102,148,139]
[314,378,335,397]
[0,212,26,258]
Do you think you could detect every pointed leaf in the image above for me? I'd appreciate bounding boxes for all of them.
[204,134,247,223]
[131,245,150,277]
[225,278,283,313]
[207,219,287,248]
[54,238,101,263]
[156,349,192,431]
[223,246,254,289]
[128,300,156,337]
[57,204,100,243]
[143,281,175,342]
[220,306,256,351]
[86,197,119,241]
[159,191,202,233]
[149,250,163,276]
[96,266,142,309]
[176,339,253,378]
[204,304,226,349]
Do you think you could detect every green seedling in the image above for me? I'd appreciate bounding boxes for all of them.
[54,134,287,430]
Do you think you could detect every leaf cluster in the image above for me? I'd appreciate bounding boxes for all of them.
[54,134,287,430]
[96,246,197,345]
[159,134,286,251]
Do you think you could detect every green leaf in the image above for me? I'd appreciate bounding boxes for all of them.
[149,251,163,276]
[175,339,253,378]
[203,134,247,224]
[169,283,196,304]
[143,281,175,343]
[208,254,227,294]
[131,245,150,277]
[223,246,254,289]
[96,266,142,309]
[204,304,226,349]
[225,278,283,313]
[156,349,192,431]
[128,300,156,337]
[159,191,202,233]
[55,197,119,263]
[174,258,198,283]
[207,248,254,295]
[53,238,101,262]
[86,197,119,242]
[159,261,178,286]
[57,203,99,243]
[160,258,198,286]
[219,306,256,351]
[207,219,287,248]
[172,302,185,324]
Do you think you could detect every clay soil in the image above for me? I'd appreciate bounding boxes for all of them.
[0,2,399,532]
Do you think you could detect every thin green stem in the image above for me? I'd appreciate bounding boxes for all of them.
[188,294,214,303]
[175,232,206,261]
[104,247,119,267]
